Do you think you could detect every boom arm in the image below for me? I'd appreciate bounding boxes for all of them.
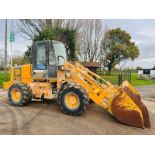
[57,61,150,128]
[60,61,116,109]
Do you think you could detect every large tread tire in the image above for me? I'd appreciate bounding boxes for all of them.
[27,85,33,102]
[8,83,32,107]
[58,83,89,116]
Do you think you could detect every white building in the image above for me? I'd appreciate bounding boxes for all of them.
[138,69,155,80]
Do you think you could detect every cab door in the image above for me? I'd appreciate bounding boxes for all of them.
[32,41,48,71]
[48,42,57,78]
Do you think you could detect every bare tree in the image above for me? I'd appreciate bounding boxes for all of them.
[100,25,110,69]
[78,19,104,62]
[0,49,4,70]
[17,19,46,40]
[18,19,82,40]
[18,19,105,62]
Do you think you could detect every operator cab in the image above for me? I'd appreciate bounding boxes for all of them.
[32,40,67,79]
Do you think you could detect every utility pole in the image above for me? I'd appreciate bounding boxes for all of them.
[10,20,15,67]
[4,19,8,81]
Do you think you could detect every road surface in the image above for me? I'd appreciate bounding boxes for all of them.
[0,85,155,135]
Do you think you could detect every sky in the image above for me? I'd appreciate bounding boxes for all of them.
[106,19,155,69]
[0,19,155,69]
[0,19,31,57]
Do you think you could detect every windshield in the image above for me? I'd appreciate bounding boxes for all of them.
[53,42,67,65]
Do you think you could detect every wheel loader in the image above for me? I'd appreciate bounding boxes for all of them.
[3,40,150,128]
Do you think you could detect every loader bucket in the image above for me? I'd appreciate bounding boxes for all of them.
[110,81,150,128]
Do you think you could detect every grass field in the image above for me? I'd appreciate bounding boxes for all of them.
[131,73,155,86]
[101,72,155,86]
[0,71,155,88]
[0,72,10,88]
[101,72,119,85]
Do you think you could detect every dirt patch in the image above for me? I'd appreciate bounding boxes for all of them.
[0,86,155,135]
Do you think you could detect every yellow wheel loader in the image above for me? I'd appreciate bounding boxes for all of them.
[3,40,150,128]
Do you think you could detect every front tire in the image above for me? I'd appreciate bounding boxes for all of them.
[58,83,89,116]
[8,83,32,107]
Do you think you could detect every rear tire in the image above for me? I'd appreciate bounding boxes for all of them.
[27,85,32,102]
[58,83,89,116]
[8,83,32,107]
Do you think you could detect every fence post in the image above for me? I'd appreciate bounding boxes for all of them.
[129,70,131,83]
[118,74,122,85]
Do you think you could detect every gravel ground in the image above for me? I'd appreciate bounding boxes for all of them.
[0,85,155,135]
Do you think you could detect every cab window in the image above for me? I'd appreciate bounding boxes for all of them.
[36,43,47,70]
[54,42,67,65]
[49,44,56,65]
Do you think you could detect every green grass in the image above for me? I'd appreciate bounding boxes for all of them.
[101,72,155,86]
[131,73,155,86]
[0,72,10,88]
[101,72,118,85]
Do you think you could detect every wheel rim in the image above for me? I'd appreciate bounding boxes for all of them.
[65,92,80,110]
[11,88,22,102]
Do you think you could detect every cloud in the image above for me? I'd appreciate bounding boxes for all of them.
[137,30,155,38]
[106,19,155,68]
[1,19,155,69]
[0,19,32,56]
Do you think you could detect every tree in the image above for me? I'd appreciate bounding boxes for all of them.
[12,56,25,66]
[136,66,143,70]
[101,28,139,73]
[23,46,32,64]
[32,27,77,61]
[78,19,104,62]
[63,28,77,61]
[18,20,79,61]
[33,27,54,41]
[0,49,4,70]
